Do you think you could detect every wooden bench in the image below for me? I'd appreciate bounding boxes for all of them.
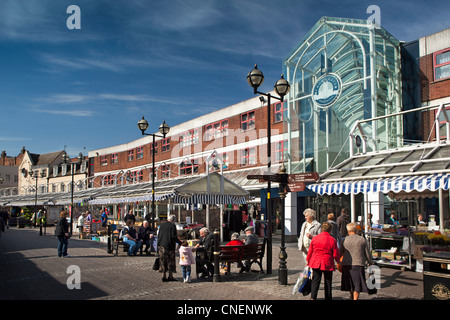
[111,231,130,256]
[218,238,267,274]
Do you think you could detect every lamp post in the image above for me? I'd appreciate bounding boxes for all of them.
[277,163,289,285]
[247,64,290,275]
[30,170,39,230]
[63,152,84,236]
[137,116,170,230]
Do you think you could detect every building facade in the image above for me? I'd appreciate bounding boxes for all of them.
[1,18,449,239]
[87,94,287,224]
[307,26,450,231]
[0,147,25,196]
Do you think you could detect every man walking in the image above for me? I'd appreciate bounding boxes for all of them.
[337,208,350,238]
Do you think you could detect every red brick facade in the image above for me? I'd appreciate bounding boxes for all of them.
[0,147,26,166]
[420,46,450,142]
[91,101,286,184]
[420,54,450,103]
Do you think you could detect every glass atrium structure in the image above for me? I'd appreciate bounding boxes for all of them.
[283,17,402,174]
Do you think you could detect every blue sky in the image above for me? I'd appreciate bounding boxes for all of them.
[0,0,449,157]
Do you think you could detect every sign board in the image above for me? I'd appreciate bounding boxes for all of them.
[288,172,319,184]
[312,73,342,108]
[247,174,284,183]
[286,172,319,192]
[247,172,319,193]
[286,182,306,192]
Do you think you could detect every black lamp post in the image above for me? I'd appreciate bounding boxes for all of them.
[277,163,289,285]
[30,170,39,230]
[247,64,290,275]
[63,152,84,236]
[137,116,170,230]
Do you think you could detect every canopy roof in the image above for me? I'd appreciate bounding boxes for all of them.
[307,141,450,197]
[1,171,252,207]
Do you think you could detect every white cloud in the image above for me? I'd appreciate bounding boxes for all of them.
[0,136,31,141]
[32,108,95,117]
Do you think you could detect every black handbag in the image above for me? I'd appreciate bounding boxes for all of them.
[152,257,160,270]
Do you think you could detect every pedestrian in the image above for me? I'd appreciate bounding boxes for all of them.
[298,208,321,261]
[388,211,397,225]
[195,227,215,278]
[138,220,154,255]
[223,232,244,274]
[122,219,141,256]
[55,211,71,258]
[123,209,136,224]
[306,222,340,300]
[179,240,195,283]
[0,210,9,229]
[101,208,108,230]
[244,226,259,245]
[0,210,8,231]
[417,214,427,226]
[337,208,350,238]
[157,214,182,282]
[37,210,43,226]
[77,212,86,233]
[241,226,259,272]
[327,213,341,247]
[340,222,373,300]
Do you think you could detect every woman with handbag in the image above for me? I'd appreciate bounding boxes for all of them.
[306,222,340,300]
[55,211,71,257]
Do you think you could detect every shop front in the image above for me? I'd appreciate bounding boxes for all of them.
[307,140,450,271]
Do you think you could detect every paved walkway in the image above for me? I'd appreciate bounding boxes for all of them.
[0,226,425,303]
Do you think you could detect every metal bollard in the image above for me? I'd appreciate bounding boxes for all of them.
[107,224,113,254]
[213,229,220,282]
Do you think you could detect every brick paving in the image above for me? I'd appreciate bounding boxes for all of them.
[0,226,425,302]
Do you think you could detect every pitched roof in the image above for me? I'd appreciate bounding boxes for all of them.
[29,151,65,166]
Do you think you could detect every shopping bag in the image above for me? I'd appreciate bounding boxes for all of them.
[366,270,378,295]
[292,267,312,296]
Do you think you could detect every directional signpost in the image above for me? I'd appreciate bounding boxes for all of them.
[286,172,319,192]
[247,169,319,285]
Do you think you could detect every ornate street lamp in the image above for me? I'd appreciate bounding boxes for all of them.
[63,152,84,235]
[137,116,170,230]
[247,64,290,276]
[277,163,289,285]
[29,169,39,231]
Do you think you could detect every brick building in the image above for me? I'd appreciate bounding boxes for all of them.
[0,147,26,195]
[89,95,286,186]
[419,28,450,142]
[87,93,290,226]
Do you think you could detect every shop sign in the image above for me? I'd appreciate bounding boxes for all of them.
[312,73,342,108]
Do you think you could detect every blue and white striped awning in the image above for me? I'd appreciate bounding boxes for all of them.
[307,173,450,195]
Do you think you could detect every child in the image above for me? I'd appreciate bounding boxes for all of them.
[179,241,195,283]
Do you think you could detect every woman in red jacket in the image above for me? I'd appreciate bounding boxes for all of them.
[306,222,341,300]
